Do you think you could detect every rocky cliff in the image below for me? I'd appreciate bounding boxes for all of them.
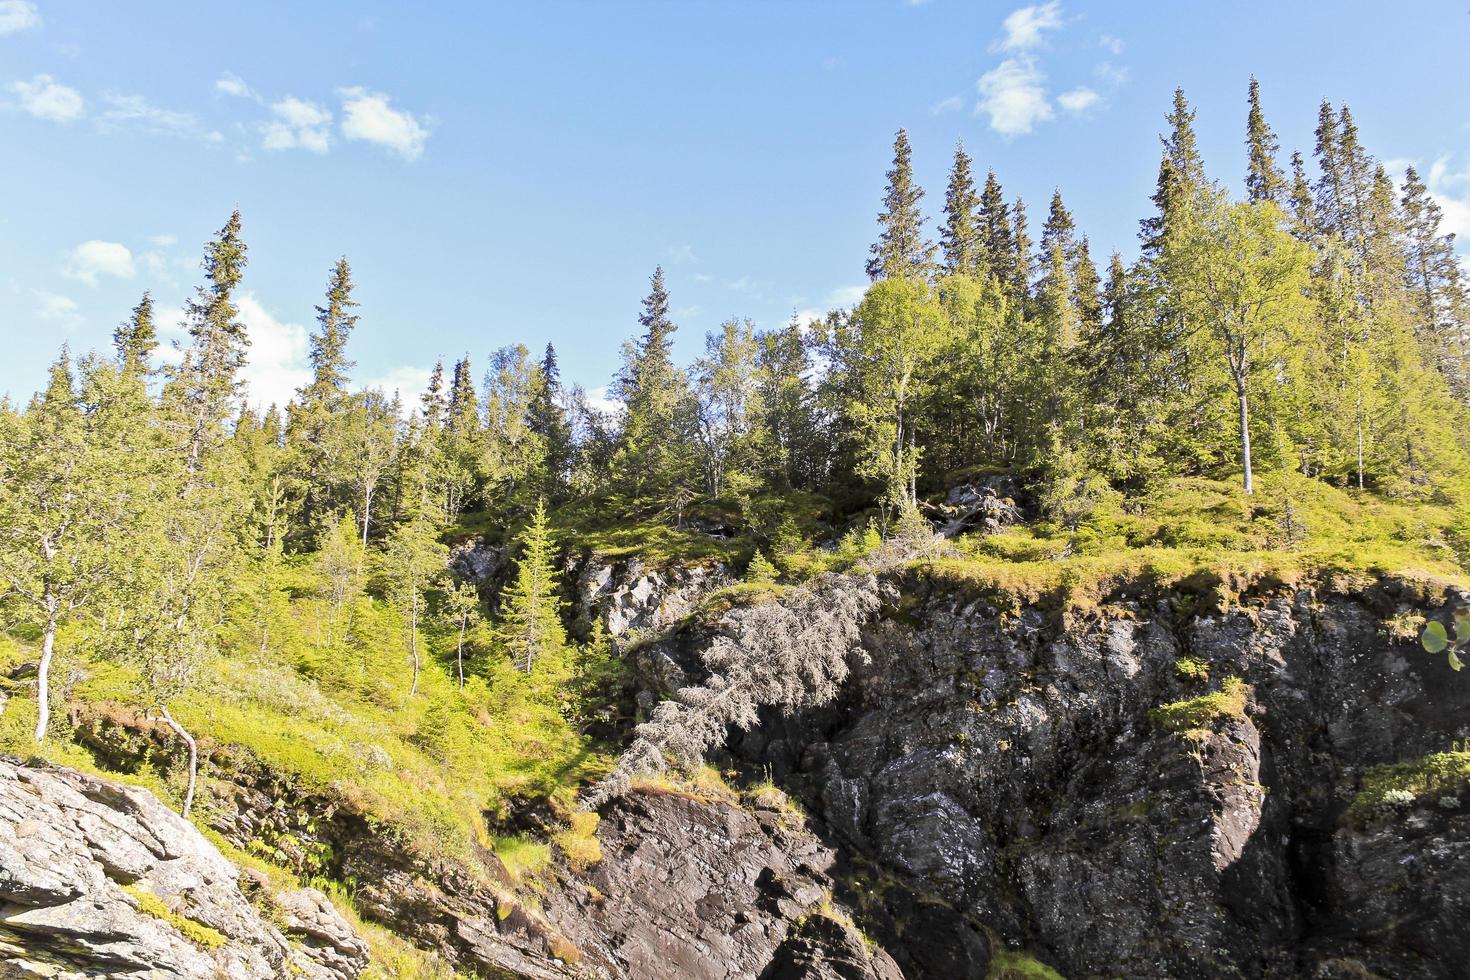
[4,568,1467,979]
[715,573,1470,979]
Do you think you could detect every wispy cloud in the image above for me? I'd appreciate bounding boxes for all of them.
[64,240,135,285]
[930,94,965,115]
[1098,33,1125,56]
[993,1,1064,52]
[338,87,429,160]
[97,92,223,142]
[262,96,331,153]
[1058,86,1101,114]
[8,74,83,122]
[666,243,698,265]
[977,57,1052,136]
[33,290,81,330]
[0,0,40,35]
[214,72,256,100]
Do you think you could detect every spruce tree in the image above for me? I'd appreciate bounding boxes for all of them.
[528,342,572,494]
[496,499,567,674]
[614,267,694,502]
[114,292,158,378]
[1244,76,1285,204]
[308,258,358,399]
[866,129,934,280]
[1288,151,1317,241]
[1140,88,1206,256]
[940,142,981,277]
[1010,197,1033,304]
[977,170,1014,287]
[1072,236,1103,335]
[447,355,480,434]
[421,358,446,431]
[169,210,249,481]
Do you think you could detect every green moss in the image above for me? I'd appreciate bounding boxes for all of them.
[1345,751,1470,826]
[492,835,551,883]
[1150,677,1248,735]
[1174,656,1211,684]
[551,811,603,872]
[988,950,1067,979]
[123,884,227,950]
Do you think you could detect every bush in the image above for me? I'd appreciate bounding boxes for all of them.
[1150,677,1248,735]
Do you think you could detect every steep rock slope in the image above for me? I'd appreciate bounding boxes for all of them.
[716,575,1470,979]
[0,757,367,979]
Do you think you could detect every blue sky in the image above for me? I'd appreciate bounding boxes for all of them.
[3,0,1468,409]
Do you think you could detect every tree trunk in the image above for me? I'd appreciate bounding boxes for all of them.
[157,705,198,818]
[361,484,374,547]
[457,619,467,689]
[1237,380,1254,496]
[33,609,57,742]
[409,601,420,696]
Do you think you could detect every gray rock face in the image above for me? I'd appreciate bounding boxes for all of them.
[725,578,1470,979]
[577,558,733,636]
[0,757,365,979]
[551,789,906,980]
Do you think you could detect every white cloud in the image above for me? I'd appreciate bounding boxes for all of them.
[929,94,964,115]
[235,293,312,409]
[1098,33,1124,55]
[9,74,83,122]
[1428,155,1470,243]
[363,365,433,410]
[64,240,135,285]
[0,0,40,34]
[666,243,698,265]
[262,96,331,153]
[994,1,1064,52]
[148,233,177,248]
[338,86,429,160]
[584,385,623,416]
[33,290,81,330]
[1094,61,1129,88]
[215,73,255,100]
[827,284,868,307]
[1058,87,1101,114]
[977,57,1052,136]
[97,93,223,142]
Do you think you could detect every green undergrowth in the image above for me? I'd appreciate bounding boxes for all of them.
[1345,751,1470,826]
[988,949,1067,979]
[918,472,1468,616]
[1150,677,1249,736]
[0,567,610,873]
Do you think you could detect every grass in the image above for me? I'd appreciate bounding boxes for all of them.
[551,811,603,872]
[988,950,1067,980]
[917,472,1468,617]
[492,834,552,884]
[122,883,227,950]
[1345,751,1470,826]
[0,567,607,875]
[1150,677,1249,736]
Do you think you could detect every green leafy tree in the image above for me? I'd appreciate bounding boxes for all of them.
[439,579,482,689]
[1169,196,1312,494]
[383,516,447,695]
